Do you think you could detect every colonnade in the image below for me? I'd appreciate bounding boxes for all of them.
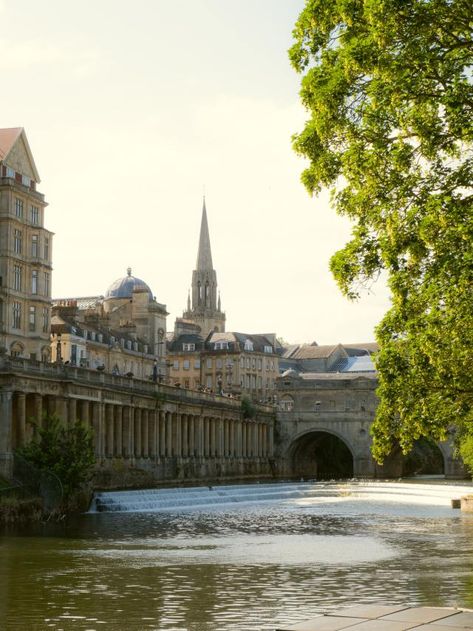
[9,391,274,464]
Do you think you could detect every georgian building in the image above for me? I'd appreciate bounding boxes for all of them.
[0,128,53,361]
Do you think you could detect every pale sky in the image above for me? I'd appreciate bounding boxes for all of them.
[1,0,390,344]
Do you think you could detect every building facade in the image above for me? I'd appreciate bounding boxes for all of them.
[0,128,53,361]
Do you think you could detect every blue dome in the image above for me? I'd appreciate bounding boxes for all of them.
[105,268,153,300]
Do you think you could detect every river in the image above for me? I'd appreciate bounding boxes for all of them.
[1,480,473,630]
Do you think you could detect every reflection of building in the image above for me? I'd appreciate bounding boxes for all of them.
[182,198,225,338]
[0,128,53,361]
[51,268,168,379]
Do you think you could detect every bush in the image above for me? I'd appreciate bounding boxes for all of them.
[241,396,256,420]
[17,414,95,501]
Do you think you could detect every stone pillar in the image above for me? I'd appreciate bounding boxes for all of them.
[68,398,77,426]
[269,422,274,457]
[33,394,43,431]
[175,413,182,457]
[166,411,173,457]
[115,406,123,457]
[142,409,149,458]
[159,410,166,457]
[16,393,26,449]
[204,417,210,457]
[134,408,142,458]
[149,410,157,458]
[105,404,114,458]
[80,400,90,428]
[0,391,13,477]
[188,415,195,457]
[123,406,132,458]
[91,402,103,459]
[182,414,188,458]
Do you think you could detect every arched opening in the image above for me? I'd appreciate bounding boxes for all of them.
[402,437,445,477]
[290,431,354,479]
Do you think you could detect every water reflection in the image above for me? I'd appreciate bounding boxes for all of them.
[2,482,473,630]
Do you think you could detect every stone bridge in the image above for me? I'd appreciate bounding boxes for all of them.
[275,371,465,479]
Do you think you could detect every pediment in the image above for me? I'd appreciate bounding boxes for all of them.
[1,128,40,182]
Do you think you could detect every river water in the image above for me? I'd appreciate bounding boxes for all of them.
[2,480,473,631]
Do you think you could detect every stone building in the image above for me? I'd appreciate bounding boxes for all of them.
[0,128,53,361]
[51,268,168,379]
[181,198,225,338]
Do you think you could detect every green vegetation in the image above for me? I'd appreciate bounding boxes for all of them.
[290,0,473,464]
[17,414,95,503]
[241,396,256,419]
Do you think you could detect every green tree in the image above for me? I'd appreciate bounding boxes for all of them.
[290,0,473,462]
[17,415,95,500]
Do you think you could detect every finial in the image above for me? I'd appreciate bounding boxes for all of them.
[127,267,132,277]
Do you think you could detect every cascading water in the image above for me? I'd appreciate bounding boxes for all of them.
[89,480,473,514]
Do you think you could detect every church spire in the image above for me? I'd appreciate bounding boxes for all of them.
[196,196,213,271]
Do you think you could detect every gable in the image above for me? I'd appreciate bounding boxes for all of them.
[0,128,40,182]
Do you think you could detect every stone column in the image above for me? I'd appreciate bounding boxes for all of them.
[175,413,181,457]
[16,393,26,449]
[115,406,123,457]
[91,402,103,459]
[188,415,195,457]
[80,400,90,428]
[105,404,114,457]
[166,411,173,457]
[123,406,132,458]
[159,410,166,457]
[182,414,188,458]
[33,394,43,431]
[56,397,68,425]
[269,422,274,458]
[134,408,142,458]
[142,409,149,458]
[204,417,210,457]
[149,410,157,458]
[0,391,13,477]
[68,398,77,426]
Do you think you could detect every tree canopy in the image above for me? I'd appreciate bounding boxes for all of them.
[290,0,473,463]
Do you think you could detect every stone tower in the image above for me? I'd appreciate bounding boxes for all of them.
[0,128,53,360]
[182,198,225,337]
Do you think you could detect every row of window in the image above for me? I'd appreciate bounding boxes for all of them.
[13,229,50,260]
[171,357,277,372]
[15,198,41,225]
[12,301,49,332]
[203,374,275,391]
[1,166,36,190]
[13,266,50,295]
[172,359,201,370]
[212,340,273,353]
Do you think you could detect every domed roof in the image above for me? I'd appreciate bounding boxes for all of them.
[105,267,153,300]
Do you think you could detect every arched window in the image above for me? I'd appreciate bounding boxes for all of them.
[279,396,294,412]
[198,282,202,305]
[10,341,24,358]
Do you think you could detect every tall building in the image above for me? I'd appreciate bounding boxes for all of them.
[182,198,225,338]
[0,128,53,360]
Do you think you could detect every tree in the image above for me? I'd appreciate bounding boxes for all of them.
[17,415,95,501]
[290,0,473,462]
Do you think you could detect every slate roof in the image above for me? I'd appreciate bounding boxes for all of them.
[0,127,41,182]
[287,344,341,360]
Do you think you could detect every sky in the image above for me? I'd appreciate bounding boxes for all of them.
[1,0,391,344]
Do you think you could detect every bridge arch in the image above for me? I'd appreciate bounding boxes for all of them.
[288,429,355,479]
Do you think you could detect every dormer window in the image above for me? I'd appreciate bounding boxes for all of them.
[215,341,228,350]
[264,345,273,354]
[183,343,195,351]
[244,339,253,352]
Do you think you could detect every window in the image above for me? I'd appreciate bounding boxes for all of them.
[13,265,22,291]
[173,360,179,370]
[12,302,21,329]
[264,345,273,354]
[206,376,212,389]
[257,376,262,389]
[244,339,253,351]
[280,396,294,412]
[29,305,36,331]
[44,237,49,261]
[31,234,39,257]
[240,356,244,368]
[14,229,22,254]
[44,272,50,296]
[42,307,49,333]
[31,206,39,225]
[246,357,250,369]
[183,342,195,351]
[194,359,200,369]
[215,341,229,350]
[15,198,23,218]
[183,360,190,370]
[206,358,212,369]
[258,359,262,370]
[216,358,223,369]
[31,270,38,294]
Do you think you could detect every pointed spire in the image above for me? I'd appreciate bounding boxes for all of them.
[218,291,221,312]
[196,196,213,271]
[187,290,191,311]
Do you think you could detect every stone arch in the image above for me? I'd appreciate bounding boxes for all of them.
[402,437,446,476]
[288,428,354,479]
